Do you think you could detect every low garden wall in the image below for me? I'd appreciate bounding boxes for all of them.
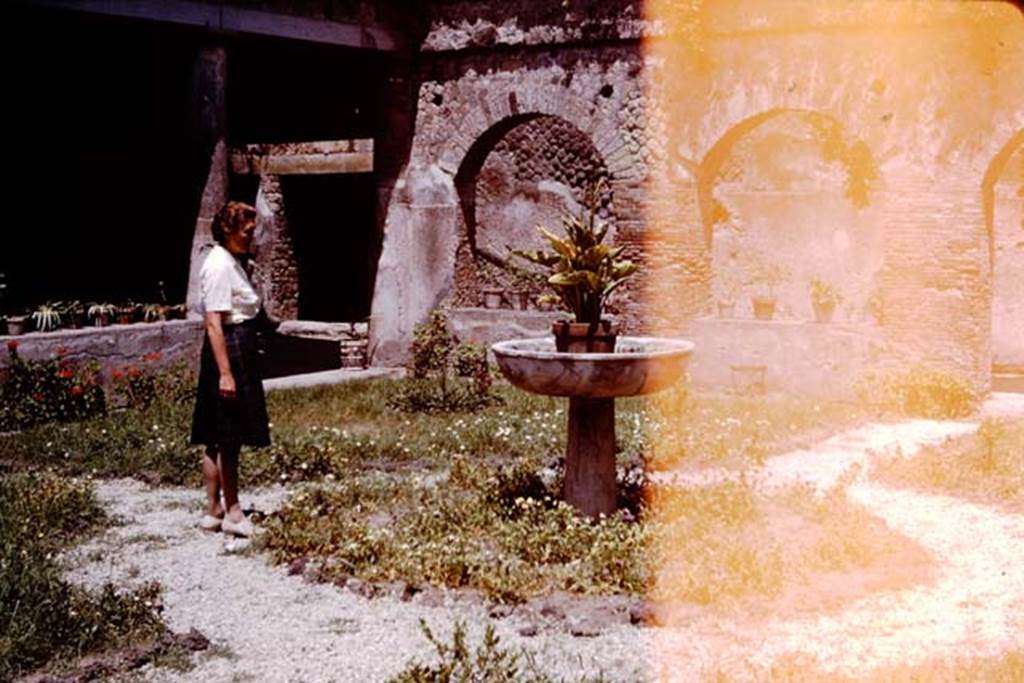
[682,318,886,399]
[447,308,563,349]
[0,320,205,381]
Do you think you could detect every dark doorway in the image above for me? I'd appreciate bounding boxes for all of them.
[280,174,376,322]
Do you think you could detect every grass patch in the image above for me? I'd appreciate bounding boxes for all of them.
[0,471,169,679]
[874,417,1024,511]
[649,479,917,608]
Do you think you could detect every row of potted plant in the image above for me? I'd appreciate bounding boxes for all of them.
[1,301,188,336]
[717,275,885,324]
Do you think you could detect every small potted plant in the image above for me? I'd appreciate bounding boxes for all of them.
[4,310,30,335]
[62,300,87,329]
[809,277,842,323]
[167,303,188,320]
[505,264,540,311]
[142,302,167,323]
[747,251,788,321]
[32,301,63,332]
[480,286,504,309]
[716,271,743,318]
[511,182,636,352]
[88,302,115,327]
[116,302,139,325]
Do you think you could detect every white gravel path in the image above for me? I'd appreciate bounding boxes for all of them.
[64,481,649,683]
[63,393,1024,682]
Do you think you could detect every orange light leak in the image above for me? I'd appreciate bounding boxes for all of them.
[639,1,1023,679]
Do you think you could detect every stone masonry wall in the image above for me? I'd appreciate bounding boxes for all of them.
[369,0,1023,396]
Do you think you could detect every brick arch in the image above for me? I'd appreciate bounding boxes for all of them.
[453,112,614,264]
[437,83,639,187]
[981,129,1024,266]
[696,108,879,248]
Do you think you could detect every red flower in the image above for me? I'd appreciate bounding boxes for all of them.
[6,340,17,352]
[127,367,141,378]
[58,368,74,380]
[143,351,162,362]
[70,385,83,396]
[32,392,44,402]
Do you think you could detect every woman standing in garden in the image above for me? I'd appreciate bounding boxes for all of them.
[191,201,270,537]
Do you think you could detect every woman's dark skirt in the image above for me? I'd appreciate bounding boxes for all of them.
[190,319,271,451]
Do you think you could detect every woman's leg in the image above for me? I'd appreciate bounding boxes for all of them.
[202,447,223,517]
[218,443,243,523]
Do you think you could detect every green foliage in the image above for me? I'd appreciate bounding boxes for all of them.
[259,454,648,603]
[511,182,636,323]
[109,355,195,410]
[858,366,978,419]
[393,311,497,413]
[0,472,167,679]
[389,620,550,683]
[0,342,106,431]
[875,417,1024,508]
[808,277,842,308]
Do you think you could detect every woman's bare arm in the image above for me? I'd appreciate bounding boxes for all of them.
[204,311,236,399]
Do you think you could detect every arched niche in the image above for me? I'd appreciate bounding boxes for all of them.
[701,109,883,321]
[453,114,613,304]
[983,130,1024,368]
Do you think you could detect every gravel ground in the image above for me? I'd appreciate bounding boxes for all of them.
[62,394,1024,682]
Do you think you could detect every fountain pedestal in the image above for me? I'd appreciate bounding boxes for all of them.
[492,337,694,517]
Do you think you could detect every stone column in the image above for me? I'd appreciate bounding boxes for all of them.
[564,396,617,518]
[185,45,228,318]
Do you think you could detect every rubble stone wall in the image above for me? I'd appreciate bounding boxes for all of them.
[370,1,1022,396]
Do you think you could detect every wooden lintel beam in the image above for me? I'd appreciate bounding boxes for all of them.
[230,139,375,175]
[22,0,402,51]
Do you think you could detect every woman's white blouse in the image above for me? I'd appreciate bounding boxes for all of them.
[199,244,260,324]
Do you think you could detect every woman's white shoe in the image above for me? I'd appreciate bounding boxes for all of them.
[221,516,255,538]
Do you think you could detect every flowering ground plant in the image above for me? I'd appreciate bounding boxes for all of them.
[0,341,105,430]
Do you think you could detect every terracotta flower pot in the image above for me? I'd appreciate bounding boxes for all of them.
[5,315,29,336]
[481,287,504,309]
[552,319,620,353]
[812,300,836,323]
[752,296,776,321]
[508,289,530,311]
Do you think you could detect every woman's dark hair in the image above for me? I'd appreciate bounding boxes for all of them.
[211,201,257,245]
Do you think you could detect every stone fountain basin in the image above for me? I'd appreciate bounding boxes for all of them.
[491,336,695,399]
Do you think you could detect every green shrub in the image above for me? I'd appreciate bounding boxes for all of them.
[389,620,550,683]
[858,366,978,419]
[0,341,105,431]
[0,472,167,679]
[391,310,497,413]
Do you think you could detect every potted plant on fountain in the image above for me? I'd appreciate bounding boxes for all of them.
[809,276,842,323]
[511,183,636,352]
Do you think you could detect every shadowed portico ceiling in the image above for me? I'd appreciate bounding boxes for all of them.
[19,0,407,51]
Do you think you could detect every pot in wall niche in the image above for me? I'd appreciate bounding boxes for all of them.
[552,320,620,353]
[507,289,530,311]
[481,287,504,309]
[751,296,776,321]
[812,300,836,323]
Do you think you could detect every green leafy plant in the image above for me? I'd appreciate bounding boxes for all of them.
[809,277,842,308]
[0,472,168,679]
[857,366,978,419]
[392,310,496,413]
[388,620,547,683]
[746,250,789,298]
[0,341,106,430]
[511,182,636,324]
